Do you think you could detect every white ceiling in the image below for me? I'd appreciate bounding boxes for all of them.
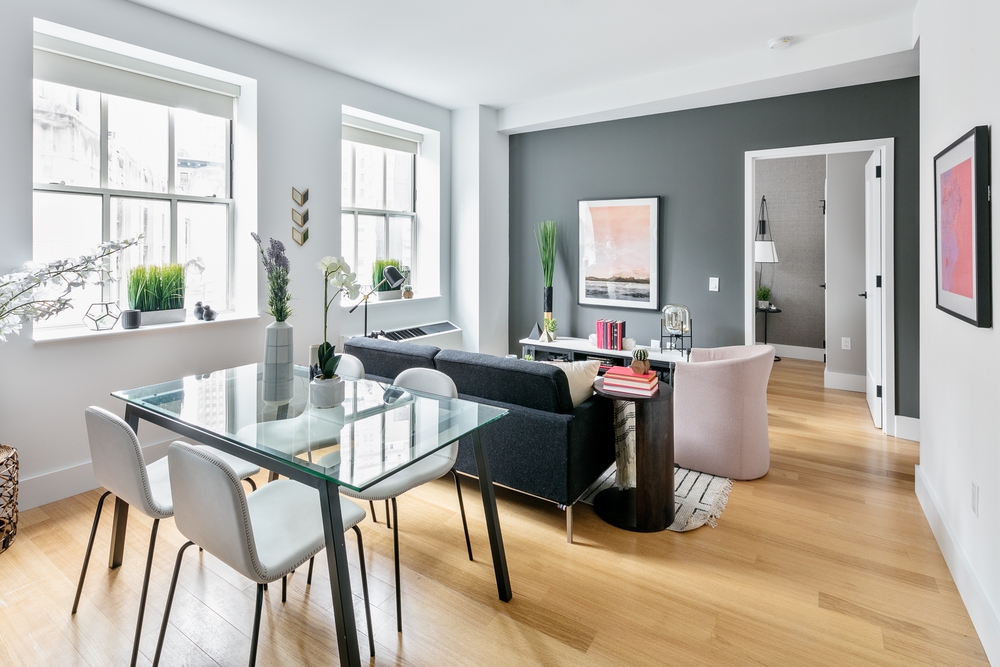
[126,0,917,112]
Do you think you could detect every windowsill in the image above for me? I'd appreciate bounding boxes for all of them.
[33,311,260,345]
[339,293,441,311]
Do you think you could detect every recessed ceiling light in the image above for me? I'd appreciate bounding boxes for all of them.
[768,37,792,50]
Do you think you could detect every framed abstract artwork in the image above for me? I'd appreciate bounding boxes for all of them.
[578,197,659,310]
[934,126,992,327]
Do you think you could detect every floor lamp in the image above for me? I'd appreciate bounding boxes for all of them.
[349,265,406,337]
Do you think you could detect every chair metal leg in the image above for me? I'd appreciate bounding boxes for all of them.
[452,469,473,561]
[352,526,375,658]
[72,490,112,615]
[391,497,401,633]
[248,583,264,667]
[129,518,160,667]
[369,500,377,524]
[281,575,287,603]
[307,556,314,585]
[152,541,195,667]
[245,477,257,492]
[566,504,573,544]
[385,499,391,529]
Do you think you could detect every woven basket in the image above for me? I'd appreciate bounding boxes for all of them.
[0,445,17,554]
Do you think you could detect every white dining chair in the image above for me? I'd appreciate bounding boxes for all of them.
[336,353,365,380]
[339,367,472,633]
[74,406,260,667]
[152,442,375,666]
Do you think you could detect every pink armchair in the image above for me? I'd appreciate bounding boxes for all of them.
[673,345,774,480]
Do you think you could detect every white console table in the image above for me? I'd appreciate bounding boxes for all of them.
[518,337,685,372]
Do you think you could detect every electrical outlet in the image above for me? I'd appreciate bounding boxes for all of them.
[972,482,980,517]
[841,337,851,350]
[709,277,720,292]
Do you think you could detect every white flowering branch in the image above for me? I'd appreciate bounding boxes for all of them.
[0,237,140,342]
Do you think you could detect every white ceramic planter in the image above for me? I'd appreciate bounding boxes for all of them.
[376,289,402,301]
[310,377,345,408]
[758,300,770,310]
[139,308,186,326]
[263,321,294,404]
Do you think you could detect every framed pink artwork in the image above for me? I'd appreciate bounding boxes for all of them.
[935,126,991,327]
[578,197,659,310]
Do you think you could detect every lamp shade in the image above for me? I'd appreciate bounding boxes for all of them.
[382,265,405,289]
[754,240,779,263]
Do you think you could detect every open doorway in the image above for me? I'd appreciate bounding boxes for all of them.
[743,139,896,435]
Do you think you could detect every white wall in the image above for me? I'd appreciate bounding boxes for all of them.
[0,0,451,508]
[825,151,870,382]
[915,0,1000,662]
[450,105,509,356]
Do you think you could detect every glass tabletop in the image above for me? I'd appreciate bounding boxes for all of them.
[112,363,507,492]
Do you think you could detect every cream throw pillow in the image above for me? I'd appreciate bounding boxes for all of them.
[545,360,601,407]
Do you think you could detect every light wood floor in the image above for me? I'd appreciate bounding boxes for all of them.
[0,359,987,666]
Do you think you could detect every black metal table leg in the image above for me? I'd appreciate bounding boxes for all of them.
[471,430,511,602]
[108,407,142,570]
[318,480,362,667]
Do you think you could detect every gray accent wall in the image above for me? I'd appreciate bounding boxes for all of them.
[754,156,827,349]
[509,77,920,417]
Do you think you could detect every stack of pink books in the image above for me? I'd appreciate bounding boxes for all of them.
[602,366,658,397]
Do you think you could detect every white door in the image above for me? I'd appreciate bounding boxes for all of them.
[864,151,882,428]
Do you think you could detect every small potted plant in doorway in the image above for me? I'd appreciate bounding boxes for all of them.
[756,285,771,310]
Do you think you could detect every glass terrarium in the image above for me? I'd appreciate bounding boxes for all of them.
[662,304,691,335]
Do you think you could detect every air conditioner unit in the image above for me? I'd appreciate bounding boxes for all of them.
[342,321,463,350]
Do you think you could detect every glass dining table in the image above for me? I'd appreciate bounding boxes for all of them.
[111,363,511,667]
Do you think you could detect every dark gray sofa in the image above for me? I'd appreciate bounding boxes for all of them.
[344,337,615,541]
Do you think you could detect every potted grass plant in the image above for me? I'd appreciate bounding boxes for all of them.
[128,264,186,325]
[373,258,402,301]
[535,220,557,321]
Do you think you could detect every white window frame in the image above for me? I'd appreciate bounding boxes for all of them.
[30,19,260,339]
[341,138,418,289]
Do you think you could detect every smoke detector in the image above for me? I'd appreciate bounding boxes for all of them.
[768,37,792,50]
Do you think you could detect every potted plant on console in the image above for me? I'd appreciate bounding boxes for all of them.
[756,285,771,310]
[312,256,361,408]
[128,263,186,325]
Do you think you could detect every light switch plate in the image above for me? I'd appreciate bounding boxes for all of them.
[709,277,720,292]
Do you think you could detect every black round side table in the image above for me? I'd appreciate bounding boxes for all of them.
[591,378,674,532]
[756,306,782,361]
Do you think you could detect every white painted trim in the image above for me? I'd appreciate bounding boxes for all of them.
[894,415,920,442]
[767,343,825,362]
[745,138,896,436]
[18,439,172,510]
[823,370,866,392]
[915,465,1000,664]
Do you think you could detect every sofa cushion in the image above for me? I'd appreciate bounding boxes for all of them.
[343,337,439,381]
[434,349,575,414]
[543,360,600,407]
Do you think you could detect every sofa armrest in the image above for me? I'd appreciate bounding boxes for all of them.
[453,393,614,505]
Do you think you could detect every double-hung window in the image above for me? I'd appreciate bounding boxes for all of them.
[32,33,238,329]
[341,115,421,292]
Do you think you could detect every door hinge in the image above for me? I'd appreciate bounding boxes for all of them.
[823,354,826,363]
[876,275,882,288]
[876,385,882,398]
[875,165,881,178]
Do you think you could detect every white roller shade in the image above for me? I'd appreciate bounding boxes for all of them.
[34,32,238,119]
[343,114,422,154]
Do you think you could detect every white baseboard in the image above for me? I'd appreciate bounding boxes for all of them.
[824,370,866,392]
[894,415,920,442]
[19,439,173,511]
[915,465,1000,665]
[757,343,826,361]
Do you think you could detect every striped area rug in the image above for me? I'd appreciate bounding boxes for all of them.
[581,464,733,532]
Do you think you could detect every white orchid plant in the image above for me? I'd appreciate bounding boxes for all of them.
[314,256,362,380]
[0,238,139,343]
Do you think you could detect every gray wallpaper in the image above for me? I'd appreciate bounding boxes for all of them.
[754,156,827,348]
[508,77,920,417]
